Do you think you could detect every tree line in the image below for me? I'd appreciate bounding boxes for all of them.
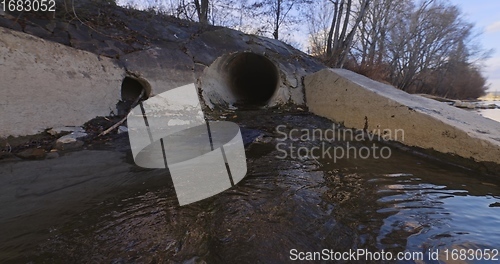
[120,0,490,99]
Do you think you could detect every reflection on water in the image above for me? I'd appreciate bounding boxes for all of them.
[1,111,499,263]
[372,173,500,255]
[318,150,500,258]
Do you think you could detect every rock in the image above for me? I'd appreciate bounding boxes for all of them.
[117,126,128,134]
[0,16,22,31]
[24,24,52,39]
[55,21,70,32]
[0,151,17,160]
[67,23,92,42]
[186,29,250,65]
[54,132,87,150]
[46,152,59,159]
[47,31,71,46]
[70,39,99,53]
[241,128,268,147]
[47,126,85,136]
[257,36,294,56]
[489,202,500,208]
[453,101,476,109]
[255,134,273,144]
[55,138,84,150]
[120,45,194,94]
[16,148,46,160]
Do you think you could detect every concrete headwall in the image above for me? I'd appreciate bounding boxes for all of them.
[0,27,125,137]
[305,68,500,165]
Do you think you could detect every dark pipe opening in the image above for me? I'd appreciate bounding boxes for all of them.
[227,53,279,106]
[121,76,150,101]
[118,76,150,115]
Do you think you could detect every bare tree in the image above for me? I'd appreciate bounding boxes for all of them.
[355,0,409,66]
[307,0,371,68]
[207,0,248,28]
[306,0,334,56]
[130,0,209,23]
[348,0,489,98]
[194,0,209,24]
[248,0,311,40]
[387,0,476,91]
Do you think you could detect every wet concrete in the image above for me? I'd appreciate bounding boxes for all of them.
[1,109,499,263]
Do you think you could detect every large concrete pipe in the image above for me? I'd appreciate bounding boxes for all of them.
[227,53,279,105]
[200,52,280,108]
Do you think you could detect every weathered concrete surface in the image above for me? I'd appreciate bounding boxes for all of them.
[199,48,321,108]
[305,68,500,165]
[0,1,325,129]
[120,28,323,106]
[0,27,124,137]
[121,45,195,96]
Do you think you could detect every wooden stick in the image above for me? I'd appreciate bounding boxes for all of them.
[98,89,145,137]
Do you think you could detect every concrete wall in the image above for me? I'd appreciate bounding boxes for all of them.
[0,27,125,137]
[305,68,500,165]
[121,46,195,97]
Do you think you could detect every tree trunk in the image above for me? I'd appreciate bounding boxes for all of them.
[273,0,282,39]
[337,0,370,67]
[331,0,345,57]
[194,0,209,24]
[326,1,339,57]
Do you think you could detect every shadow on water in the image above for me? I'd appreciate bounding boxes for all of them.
[1,110,499,263]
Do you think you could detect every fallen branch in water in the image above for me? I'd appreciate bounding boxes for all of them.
[98,89,145,137]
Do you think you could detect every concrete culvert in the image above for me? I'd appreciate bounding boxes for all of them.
[118,76,151,115]
[121,76,150,101]
[227,53,279,106]
[201,52,280,108]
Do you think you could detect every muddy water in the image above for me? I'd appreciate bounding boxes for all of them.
[1,110,499,263]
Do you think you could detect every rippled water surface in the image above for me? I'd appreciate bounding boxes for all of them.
[1,110,499,263]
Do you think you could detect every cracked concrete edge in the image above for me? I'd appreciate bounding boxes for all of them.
[181,27,325,107]
[304,68,500,165]
[0,27,125,138]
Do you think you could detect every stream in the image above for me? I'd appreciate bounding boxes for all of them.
[1,110,499,263]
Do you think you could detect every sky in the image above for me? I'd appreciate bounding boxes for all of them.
[450,0,500,92]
